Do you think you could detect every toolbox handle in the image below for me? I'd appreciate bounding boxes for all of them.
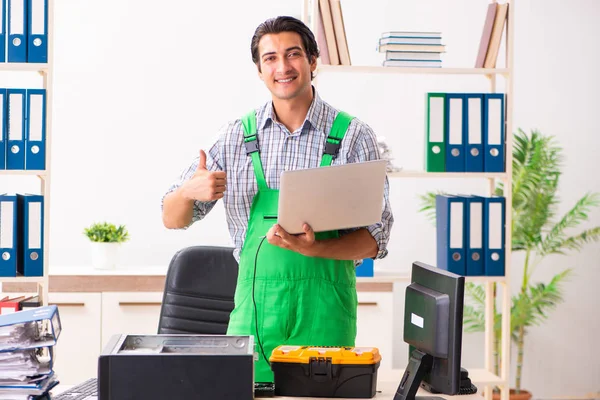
[309,357,333,382]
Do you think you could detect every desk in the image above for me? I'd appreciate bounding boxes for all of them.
[52,380,484,400]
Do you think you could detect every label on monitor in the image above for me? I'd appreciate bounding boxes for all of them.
[411,313,424,328]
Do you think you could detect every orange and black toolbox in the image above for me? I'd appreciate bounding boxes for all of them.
[269,345,381,398]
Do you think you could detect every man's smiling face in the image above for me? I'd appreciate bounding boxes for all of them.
[257,31,316,101]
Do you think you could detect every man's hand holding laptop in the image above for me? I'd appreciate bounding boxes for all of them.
[266,223,316,256]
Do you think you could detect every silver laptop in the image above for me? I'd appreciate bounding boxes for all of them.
[278,159,387,234]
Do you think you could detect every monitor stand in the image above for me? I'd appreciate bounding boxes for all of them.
[394,349,444,400]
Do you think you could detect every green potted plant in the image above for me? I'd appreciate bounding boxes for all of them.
[83,222,130,270]
[418,129,600,399]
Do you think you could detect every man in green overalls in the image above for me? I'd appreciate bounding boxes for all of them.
[161,16,393,383]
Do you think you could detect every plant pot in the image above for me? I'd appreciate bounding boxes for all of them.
[492,389,533,400]
[90,242,121,270]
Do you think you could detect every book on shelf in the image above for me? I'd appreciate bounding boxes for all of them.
[315,2,331,65]
[317,0,339,65]
[379,36,442,46]
[475,2,497,68]
[378,43,445,53]
[385,51,441,61]
[381,31,441,39]
[316,0,350,65]
[329,0,350,65]
[475,2,509,68]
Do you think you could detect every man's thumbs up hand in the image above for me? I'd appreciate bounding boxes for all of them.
[181,150,227,202]
[197,150,208,171]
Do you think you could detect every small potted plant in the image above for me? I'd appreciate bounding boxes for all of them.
[83,222,130,270]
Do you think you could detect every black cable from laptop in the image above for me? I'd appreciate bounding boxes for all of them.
[253,235,270,370]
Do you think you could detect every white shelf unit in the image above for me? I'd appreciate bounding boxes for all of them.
[301,1,514,400]
[0,0,54,307]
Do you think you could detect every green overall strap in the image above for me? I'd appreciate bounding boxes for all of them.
[241,110,268,191]
[320,111,354,167]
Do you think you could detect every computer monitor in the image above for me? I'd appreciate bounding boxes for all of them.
[394,261,465,400]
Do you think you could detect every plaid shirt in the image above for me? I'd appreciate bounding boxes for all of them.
[162,89,394,262]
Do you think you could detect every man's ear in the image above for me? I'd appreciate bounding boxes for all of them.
[310,55,317,72]
[256,63,263,81]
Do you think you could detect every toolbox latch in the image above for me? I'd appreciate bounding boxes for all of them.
[309,357,333,382]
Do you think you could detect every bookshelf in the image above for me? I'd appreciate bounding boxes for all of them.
[0,0,54,308]
[301,1,514,400]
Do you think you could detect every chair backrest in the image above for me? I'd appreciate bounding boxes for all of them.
[157,246,238,335]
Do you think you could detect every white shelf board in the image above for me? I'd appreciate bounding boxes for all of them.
[0,63,49,72]
[0,170,46,177]
[316,65,510,76]
[388,170,506,179]
[0,276,45,283]
[466,275,506,284]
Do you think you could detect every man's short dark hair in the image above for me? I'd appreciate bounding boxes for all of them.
[251,16,320,79]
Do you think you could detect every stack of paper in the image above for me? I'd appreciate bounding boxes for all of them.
[0,349,52,380]
[0,322,58,352]
[0,306,61,399]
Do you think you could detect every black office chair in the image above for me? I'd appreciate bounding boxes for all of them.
[157,245,239,335]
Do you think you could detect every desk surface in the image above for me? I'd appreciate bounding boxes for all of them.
[52,380,484,400]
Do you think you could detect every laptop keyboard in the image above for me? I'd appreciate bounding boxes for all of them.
[53,378,98,400]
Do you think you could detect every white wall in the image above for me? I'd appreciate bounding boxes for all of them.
[509,1,600,395]
[1,0,598,397]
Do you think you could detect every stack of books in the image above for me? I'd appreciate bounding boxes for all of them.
[377,31,446,68]
[0,305,62,399]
